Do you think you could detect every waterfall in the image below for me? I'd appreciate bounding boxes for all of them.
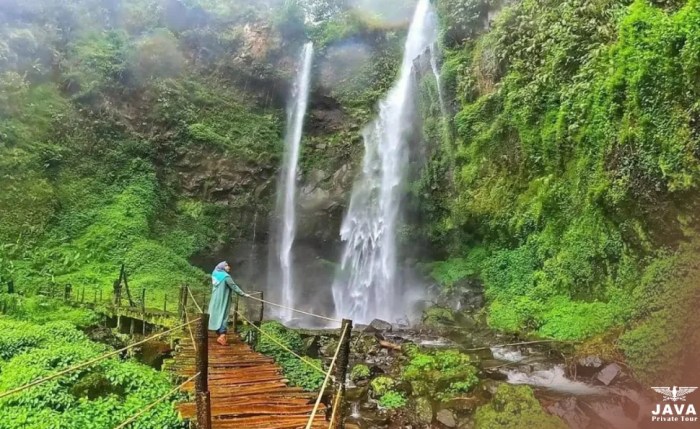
[332,0,439,324]
[273,42,314,322]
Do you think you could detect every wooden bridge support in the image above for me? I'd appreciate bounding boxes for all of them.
[333,319,353,429]
[7,280,14,294]
[232,296,239,334]
[195,313,211,429]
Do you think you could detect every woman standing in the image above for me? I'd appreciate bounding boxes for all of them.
[208,261,248,345]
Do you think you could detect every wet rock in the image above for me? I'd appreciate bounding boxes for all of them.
[367,319,393,332]
[547,397,591,428]
[436,409,457,427]
[443,397,480,413]
[352,333,380,356]
[578,355,603,368]
[346,385,368,401]
[480,379,504,396]
[409,397,433,425]
[422,306,455,333]
[302,336,320,357]
[596,363,621,386]
[394,379,413,396]
[457,417,475,429]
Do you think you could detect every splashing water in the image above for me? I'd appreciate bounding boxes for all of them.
[272,42,313,321]
[332,0,439,323]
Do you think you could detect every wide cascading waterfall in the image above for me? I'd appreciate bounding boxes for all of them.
[331,0,439,324]
[272,42,314,322]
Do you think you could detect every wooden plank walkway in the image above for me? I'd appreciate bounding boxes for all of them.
[171,331,328,429]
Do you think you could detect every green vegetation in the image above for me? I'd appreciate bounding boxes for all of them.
[475,384,566,429]
[369,375,395,397]
[378,390,407,409]
[253,321,324,390]
[402,348,479,402]
[350,364,371,382]
[0,317,183,429]
[424,0,700,383]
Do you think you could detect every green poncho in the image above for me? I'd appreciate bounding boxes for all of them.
[208,267,245,332]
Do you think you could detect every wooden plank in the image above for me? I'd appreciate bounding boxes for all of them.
[172,332,329,429]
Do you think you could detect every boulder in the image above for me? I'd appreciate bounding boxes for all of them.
[547,397,591,429]
[596,363,621,386]
[409,397,433,425]
[577,355,603,368]
[436,409,457,428]
[366,319,393,332]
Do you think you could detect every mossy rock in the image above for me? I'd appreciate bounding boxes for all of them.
[475,384,566,429]
[408,396,434,425]
[351,364,371,383]
[422,306,456,332]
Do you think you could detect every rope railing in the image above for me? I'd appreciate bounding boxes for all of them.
[327,384,343,429]
[243,294,341,324]
[305,322,350,429]
[0,318,201,400]
[186,286,203,314]
[235,310,326,376]
[113,371,201,429]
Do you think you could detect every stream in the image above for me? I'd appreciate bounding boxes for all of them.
[340,326,660,429]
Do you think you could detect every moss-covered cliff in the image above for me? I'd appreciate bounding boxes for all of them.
[421,0,700,384]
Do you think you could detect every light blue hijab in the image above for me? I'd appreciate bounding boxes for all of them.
[211,261,229,287]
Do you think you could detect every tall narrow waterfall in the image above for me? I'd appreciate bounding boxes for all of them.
[332,0,439,324]
[273,42,313,322]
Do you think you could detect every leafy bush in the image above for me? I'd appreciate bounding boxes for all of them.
[350,364,370,383]
[475,384,566,429]
[254,321,324,391]
[0,317,184,429]
[370,376,394,397]
[402,349,479,402]
[378,390,407,409]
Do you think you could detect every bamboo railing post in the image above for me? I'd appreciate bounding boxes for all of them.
[258,291,264,321]
[195,313,211,429]
[178,285,185,321]
[141,288,146,336]
[253,292,264,347]
[333,319,353,428]
[7,280,14,294]
[163,294,167,313]
[231,295,239,334]
[181,285,189,324]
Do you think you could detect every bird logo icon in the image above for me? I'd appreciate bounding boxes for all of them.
[652,386,698,402]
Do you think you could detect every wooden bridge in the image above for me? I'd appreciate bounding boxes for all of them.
[172,330,329,428]
[167,307,353,429]
[4,268,354,429]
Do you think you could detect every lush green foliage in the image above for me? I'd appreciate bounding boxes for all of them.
[350,363,370,382]
[402,348,479,402]
[0,295,98,328]
[0,317,183,429]
[378,390,407,409]
[369,375,395,397]
[425,0,700,381]
[475,384,566,429]
[253,321,324,390]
